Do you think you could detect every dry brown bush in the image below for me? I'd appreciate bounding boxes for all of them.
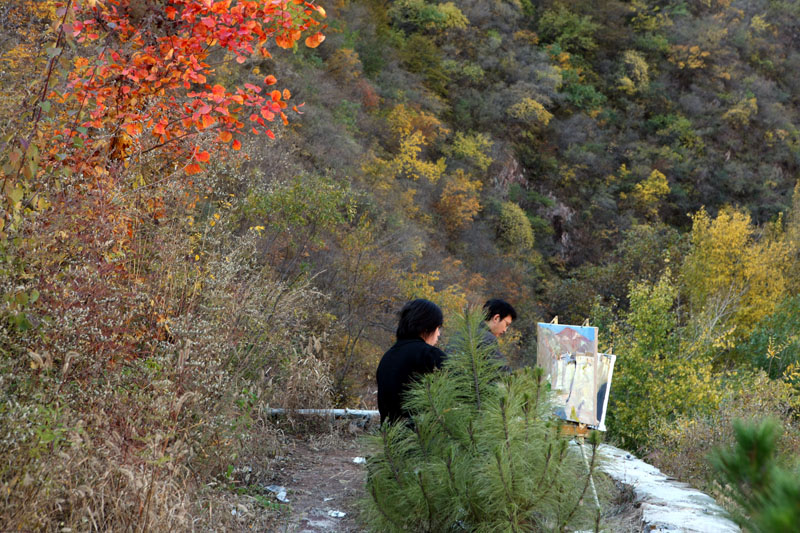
[0,170,340,530]
[647,370,800,497]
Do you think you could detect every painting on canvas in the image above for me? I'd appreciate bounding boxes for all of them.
[552,353,598,426]
[537,322,615,429]
[536,323,598,382]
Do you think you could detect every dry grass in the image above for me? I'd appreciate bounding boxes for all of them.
[647,370,800,499]
[0,172,339,531]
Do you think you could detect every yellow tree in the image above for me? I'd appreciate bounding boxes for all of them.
[621,169,670,219]
[681,207,791,347]
[435,169,482,233]
[363,104,447,191]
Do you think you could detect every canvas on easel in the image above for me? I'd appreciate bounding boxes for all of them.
[537,321,614,430]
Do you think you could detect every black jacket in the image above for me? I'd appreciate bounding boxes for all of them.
[480,326,512,373]
[376,338,446,424]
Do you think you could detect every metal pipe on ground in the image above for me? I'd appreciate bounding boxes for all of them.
[266,408,379,418]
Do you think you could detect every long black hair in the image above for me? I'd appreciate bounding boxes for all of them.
[396,299,443,340]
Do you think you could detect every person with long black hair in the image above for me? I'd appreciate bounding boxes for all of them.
[376,299,446,424]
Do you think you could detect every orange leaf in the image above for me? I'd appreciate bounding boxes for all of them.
[186,163,203,175]
[275,34,293,49]
[305,32,325,49]
[196,151,210,163]
[264,75,277,85]
[283,88,291,99]
[201,114,215,129]
[219,131,233,143]
[232,139,242,151]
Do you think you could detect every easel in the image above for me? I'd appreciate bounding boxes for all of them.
[561,422,601,510]
[546,315,602,510]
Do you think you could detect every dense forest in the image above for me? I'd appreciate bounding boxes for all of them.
[2,0,799,530]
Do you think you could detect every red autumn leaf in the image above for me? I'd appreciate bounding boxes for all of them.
[264,75,277,85]
[195,151,211,163]
[201,114,215,129]
[219,131,233,143]
[185,163,203,175]
[275,34,294,49]
[232,139,242,151]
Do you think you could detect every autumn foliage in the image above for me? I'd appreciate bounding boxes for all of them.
[1,0,331,529]
[51,0,326,173]
[1,0,325,360]
[2,0,325,237]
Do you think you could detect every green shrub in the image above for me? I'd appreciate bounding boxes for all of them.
[711,418,800,532]
[736,295,800,383]
[607,272,722,452]
[363,310,606,532]
[497,201,535,252]
[538,5,599,55]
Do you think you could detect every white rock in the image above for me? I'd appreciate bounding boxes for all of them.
[598,444,740,533]
[265,484,290,503]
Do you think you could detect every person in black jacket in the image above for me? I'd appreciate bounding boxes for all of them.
[376,299,446,424]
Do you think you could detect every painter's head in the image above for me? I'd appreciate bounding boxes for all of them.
[396,299,443,345]
[483,299,516,337]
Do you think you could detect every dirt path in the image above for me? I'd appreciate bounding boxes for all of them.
[269,434,368,532]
